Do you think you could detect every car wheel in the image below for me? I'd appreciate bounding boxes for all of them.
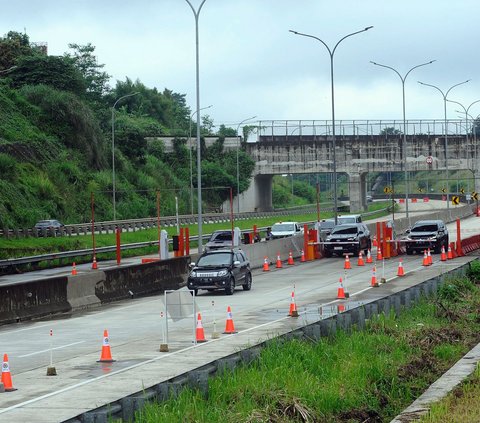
[242,272,252,291]
[323,249,332,258]
[225,277,235,295]
[352,247,359,257]
[434,242,441,254]
[406,248,413,255]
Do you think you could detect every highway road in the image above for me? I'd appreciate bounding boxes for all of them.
[0,202,478,421]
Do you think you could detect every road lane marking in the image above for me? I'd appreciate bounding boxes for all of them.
[18,341,85,358]
[0,323,51,336]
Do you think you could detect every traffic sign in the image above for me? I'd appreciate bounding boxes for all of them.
[417,188,424,193]
[383,186,392,194]
[452,196,460,205]
[472,192,479,200]
[426,156,433,164]
[460,188,465,194]
[441,188,446,193]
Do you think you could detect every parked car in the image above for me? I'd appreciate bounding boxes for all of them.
[270,222,303,239]
[405,220,449,254]
[336,214,362,225]
[323,223,371,257]
[34,219,65,236]
[187,248,252,295]
[205,230,235,251]
[318,219,335,241]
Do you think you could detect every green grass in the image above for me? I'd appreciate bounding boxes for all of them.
[132,274,480,423]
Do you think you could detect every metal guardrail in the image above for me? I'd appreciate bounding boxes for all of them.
[0,207,390,270]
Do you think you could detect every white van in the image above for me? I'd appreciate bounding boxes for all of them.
[270,222,303,239]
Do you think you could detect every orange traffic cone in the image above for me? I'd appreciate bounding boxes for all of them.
[92,256,98,270]
[337,304,346,313]
[263,256,270,272]
[97,329,115,363]
[440,245,447,261]
[376,247,383,261]
[195,313,207,343]
[373,235,378,247]
[371,266,379,287]
[357,251,365,266]
[287,251,295,265]
[288,291,299,317]
[422,250,429,266]
[427,248,433,265]
[300,249,306,262]
[1,354,17,392]
[344,254,352,269]
[447,245,453,260]
[71,262,78,276]
[397,259,405,276]
[276,253,283,269]
[223,306,237,334]
[337,277,346,299]
[366,249,373,264]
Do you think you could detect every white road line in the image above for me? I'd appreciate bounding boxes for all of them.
[0,323,51,336]
[18,341,85,358]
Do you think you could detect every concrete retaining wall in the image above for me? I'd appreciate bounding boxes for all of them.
[65,260,477,423]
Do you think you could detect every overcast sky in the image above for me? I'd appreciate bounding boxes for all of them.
[2,1,479,128]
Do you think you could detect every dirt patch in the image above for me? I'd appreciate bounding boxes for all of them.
[336,408,382,422]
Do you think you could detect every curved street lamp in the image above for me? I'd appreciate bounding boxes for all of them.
[236,116,257,213]
[112,92,139,221]
[188,104,213,215]
[370,60,435,224]
[418,79,470,214]
[185,0,208,253]
[289,26,373,224]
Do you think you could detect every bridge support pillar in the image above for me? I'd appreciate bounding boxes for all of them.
[474,169,480,196]
[231,174,273,212]
[348,172,367,212]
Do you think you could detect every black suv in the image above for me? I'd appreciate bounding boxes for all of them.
[187,249,252,295]
[406,220,449,254]
[323,223,371,257]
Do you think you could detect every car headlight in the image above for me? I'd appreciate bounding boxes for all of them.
[190,271,197,277]
[217,269,228,277]
[347,237,356,241]
[429,236,438,240]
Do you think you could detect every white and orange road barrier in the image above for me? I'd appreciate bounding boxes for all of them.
[300,249,306,262]
[397,259,405,277]
[71,262,77,276]
[422,250,429,267]
[447,245,453,260]
[376,247,383,261]
[440,245,447,261]
[357,251,365,266]
[366,249,373,264]
[1,353,17,392]
[337,304,346,313]
[92,256,98,270]
[371,266,379,287]
[223,306,237,334]
[344,254,352,270]
[287,251,295,265]
[263,256,270,272]
[427,248,433,265]
[288,291,299,317]
[195,313,207,343]
[276,253,283,269]
[97,329,115,363]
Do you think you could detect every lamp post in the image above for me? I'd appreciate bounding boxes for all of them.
[111,92,139,221]
[289,26,373,224]
[370,60,435,224]
[418,80,470,214]
[188,104,213,215]
[236,116,256,213]
[185,0,207,253]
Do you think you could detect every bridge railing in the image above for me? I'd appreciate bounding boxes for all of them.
[254,119,471,141]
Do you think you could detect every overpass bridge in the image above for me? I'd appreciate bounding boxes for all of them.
[238,119,479,213]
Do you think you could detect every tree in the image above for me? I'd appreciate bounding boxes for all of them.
[380,127,402,136]
[217,124,237,137]
[0,31,34,71]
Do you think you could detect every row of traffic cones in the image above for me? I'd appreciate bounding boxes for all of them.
[263,250,306,271]
[195,306,238,342]
[70,256,100,275]
[342,250,374,270]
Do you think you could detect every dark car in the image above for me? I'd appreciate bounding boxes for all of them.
[405,220,449,254]
[323,223,371,257]
[187,248,252,295]
[34,219,65,236]
[205,230,235,251]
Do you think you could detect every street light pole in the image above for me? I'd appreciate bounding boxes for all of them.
[185,0,207,253]
[289,26,373,225]
[370,60,435,225]
[111,92,139,221]
[236,116,257,213]
[188,104,213,215]
[418,80,470,215]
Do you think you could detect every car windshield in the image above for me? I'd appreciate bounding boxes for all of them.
[412,224,439,232]
[320,221,335,230]
[272,223,294,232]
[197,253,232,267]
[332,226,358,235]
[338,217,356,224]
[210,232,232,242]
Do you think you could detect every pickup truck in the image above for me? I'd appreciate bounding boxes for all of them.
[270,222,303,239]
